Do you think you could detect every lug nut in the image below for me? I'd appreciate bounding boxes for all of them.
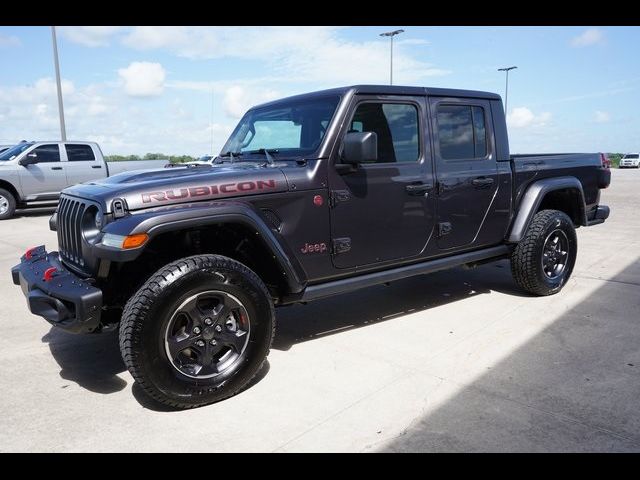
[204,318,213,326]
[195,340,205,347]
[214,325,222,332]
[210,339,217,346]
[193,327,201,335]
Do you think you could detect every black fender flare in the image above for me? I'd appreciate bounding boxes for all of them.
[507,176,587,243]
[92,200,307,293]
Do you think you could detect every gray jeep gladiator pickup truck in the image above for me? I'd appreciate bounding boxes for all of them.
[12,85,611,409]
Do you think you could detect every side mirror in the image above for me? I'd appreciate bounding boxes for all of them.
[342,131,377,165]
[19,153,38,166]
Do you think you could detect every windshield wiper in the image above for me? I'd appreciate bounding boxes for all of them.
[245,148,278,166]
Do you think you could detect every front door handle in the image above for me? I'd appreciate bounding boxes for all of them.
[405,183,432,195]
[471,177,494,188]
[51,166,63,170]
[91,165,102,169]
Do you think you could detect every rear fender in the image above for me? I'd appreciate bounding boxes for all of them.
[507,177,587,243]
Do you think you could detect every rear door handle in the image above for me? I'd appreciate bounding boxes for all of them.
[51,166,63,170]
[405,183,432,195]
[91,165,102,169]
[471,177,494,188]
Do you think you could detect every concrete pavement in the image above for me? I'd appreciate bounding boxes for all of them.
[0,169,638,452]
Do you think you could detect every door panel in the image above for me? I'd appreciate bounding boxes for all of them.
[18,144,67,198]
[429,98,500,250]
[64,144,104,186]
[328,96,435,269]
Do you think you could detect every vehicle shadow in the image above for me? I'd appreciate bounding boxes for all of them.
[273,259,526,351]
[42,325,272,411]
[40,258,524,410]
[41,328,127,394]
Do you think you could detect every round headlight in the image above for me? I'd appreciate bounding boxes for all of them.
[81,206,101,244]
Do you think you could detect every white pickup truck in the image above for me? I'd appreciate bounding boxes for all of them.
[0,141,169,219]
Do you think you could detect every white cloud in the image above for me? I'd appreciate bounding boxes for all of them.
[0,33,21,48]
[223,86,279,119]
[118,62,166,97]
[60,26,124,47]
[121,26,450,85]
[594,110,611,123]
[571,28,604,47]
[507,107,552,128]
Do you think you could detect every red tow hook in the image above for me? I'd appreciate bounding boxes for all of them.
[25,247,38,260]
[43,267,57,282]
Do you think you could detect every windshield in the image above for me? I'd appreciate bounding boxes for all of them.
[623,154,639,159]
[0,142,33,161]
[220,95,341,159]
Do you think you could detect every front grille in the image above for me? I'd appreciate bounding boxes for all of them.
[57,196,87,267]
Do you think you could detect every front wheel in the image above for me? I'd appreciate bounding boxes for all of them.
[119,255,275,409]
[0,188,16,220]
[510,209,577,296]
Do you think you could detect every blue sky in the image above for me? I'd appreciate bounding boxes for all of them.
[0,26,638,156]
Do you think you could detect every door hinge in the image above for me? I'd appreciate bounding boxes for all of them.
[329,190,351,208]
[438,222,452,237]
[332,237,351,255]
[436,181,445,195]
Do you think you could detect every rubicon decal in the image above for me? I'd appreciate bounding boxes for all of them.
[141,179,277,203]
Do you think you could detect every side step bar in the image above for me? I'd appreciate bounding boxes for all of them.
[281,245,511,304]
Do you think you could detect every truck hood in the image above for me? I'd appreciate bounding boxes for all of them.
[62,163,289,213]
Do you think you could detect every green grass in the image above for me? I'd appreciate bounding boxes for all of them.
[608,153,622,168]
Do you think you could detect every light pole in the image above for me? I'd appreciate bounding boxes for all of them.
[497,66,517,114]
[379,29,404,85]
[51,26,67,141]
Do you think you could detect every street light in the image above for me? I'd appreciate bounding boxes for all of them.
[51,26,67,141]
[380,29,404,85]
[497,66,517,114]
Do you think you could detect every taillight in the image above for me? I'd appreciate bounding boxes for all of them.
[600,153,610,169]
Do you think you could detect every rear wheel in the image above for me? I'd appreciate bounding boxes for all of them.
[0,188,16,220]
[510,209,577,296]
[119,254,275,409]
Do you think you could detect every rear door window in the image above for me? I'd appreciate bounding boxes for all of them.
[437,105,488,160]
[65,144,96,161]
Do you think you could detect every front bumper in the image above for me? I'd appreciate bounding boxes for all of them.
[11,246,102,334]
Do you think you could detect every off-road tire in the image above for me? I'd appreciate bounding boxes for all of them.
[511,209,577,296]
[0,188,17,220]
[119,254,275,409]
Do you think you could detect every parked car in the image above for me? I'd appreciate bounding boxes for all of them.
[12,85,611,409]
[0,141,169,219]
[619,153,640,168]
[164,154,214,167]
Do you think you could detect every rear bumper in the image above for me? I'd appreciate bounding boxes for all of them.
[11,246,102,334]
[586,205,610,226]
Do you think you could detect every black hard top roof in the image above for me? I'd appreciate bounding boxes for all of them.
[254,84,501,109]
